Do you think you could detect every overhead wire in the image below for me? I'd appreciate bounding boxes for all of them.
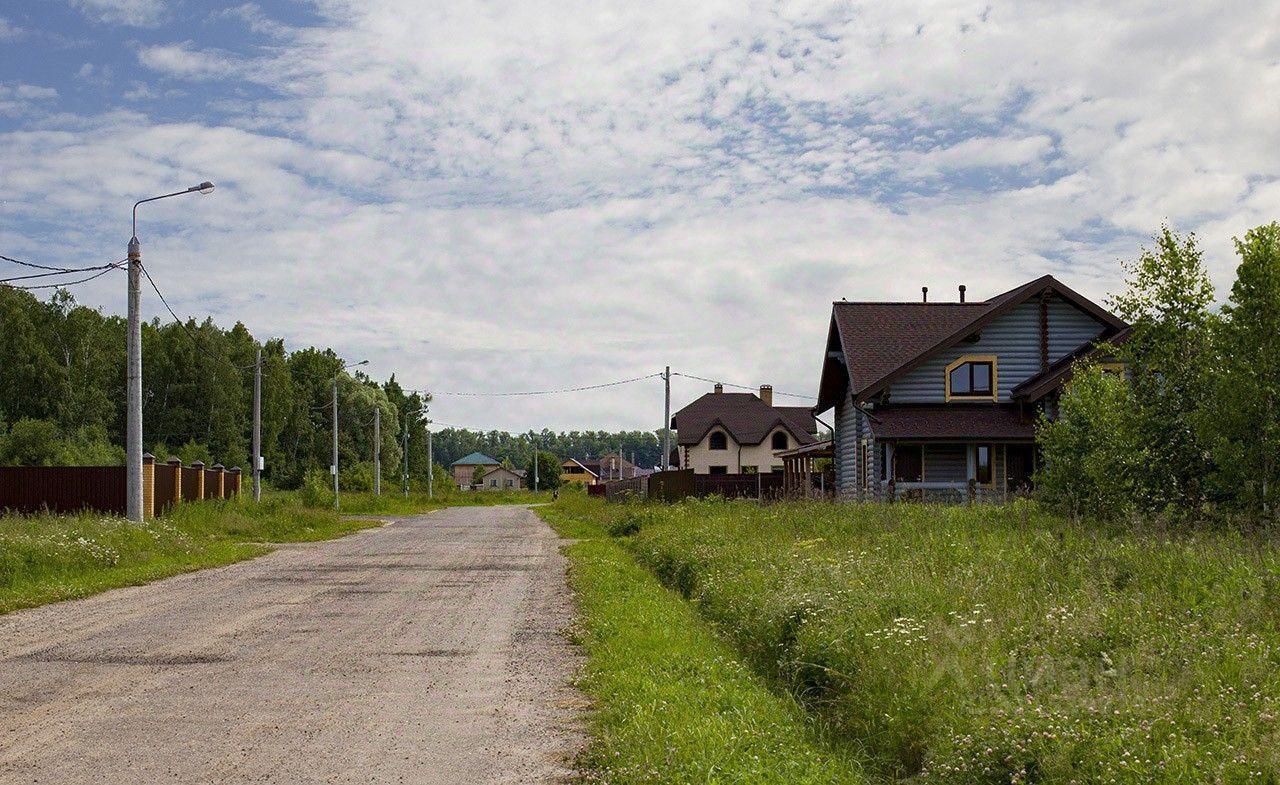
[138,262,256,373]
[412,371,663,398]
[0,252,122,273]
[670,371,815,400]
[1,263,124,290]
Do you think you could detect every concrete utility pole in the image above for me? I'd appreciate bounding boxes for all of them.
[373,406,381,496]
[331,359,368,511]
[402,421,410,498]
[662,366,671,471]
[426,418,434,499]
[532,435,539,491]
[332,376,339,510]
[252,347,261,502]
[126,182,214,523]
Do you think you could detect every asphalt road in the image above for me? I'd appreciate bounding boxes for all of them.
[0,505,582,784]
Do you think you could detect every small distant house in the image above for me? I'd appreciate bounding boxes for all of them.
[582,452,645,481]
[560,458,599,486]
[670,384,818,474]
[816,276,1128,501]
[451,452,499,488]
[477,465,525,491]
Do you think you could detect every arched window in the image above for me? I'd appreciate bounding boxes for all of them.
[709,431,728,450]
[771,432,788,450]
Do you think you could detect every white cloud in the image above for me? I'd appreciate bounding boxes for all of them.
[0,16,25,40]
[70,0,166,27]
[138,42,244,81]
[4,1,1280,430]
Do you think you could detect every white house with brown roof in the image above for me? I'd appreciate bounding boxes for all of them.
[670,384,818,474]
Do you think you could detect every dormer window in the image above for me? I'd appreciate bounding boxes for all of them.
[709,431,728,450]
[946,355,998,401]
[771,432,788,450]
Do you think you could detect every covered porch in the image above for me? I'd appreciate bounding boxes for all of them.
[865,405,1038,503]
[879,441,1037,502]
[777,440,834,499]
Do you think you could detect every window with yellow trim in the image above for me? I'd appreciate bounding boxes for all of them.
[945,355,998,400]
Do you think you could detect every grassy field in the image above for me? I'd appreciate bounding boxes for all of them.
[0,498,378,614]
[539,497,862,783]
[548,495,1280,784]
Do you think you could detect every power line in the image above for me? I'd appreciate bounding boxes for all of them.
[671,371,814,400]
[1,264,123,291]
[138,263,255,373]
[1,261,124,284]
[0,252,122,274]
[417,371,663,397]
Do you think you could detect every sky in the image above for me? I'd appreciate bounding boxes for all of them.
[1,1,1278,433]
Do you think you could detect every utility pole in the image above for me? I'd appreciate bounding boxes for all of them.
[125,181,214,523]
[662,366,671,471]
[330,359,367,511]
[252,347,262,502]
[373,406,381,496]
[532,434,539,491]
[426,418,434,499]
[332,376,339,510]
[402,421,410,498]
[126,236,142,522]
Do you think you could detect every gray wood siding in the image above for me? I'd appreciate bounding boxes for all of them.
[886,297,1106,403]
[835,392,859,499]
[924,444,967,482]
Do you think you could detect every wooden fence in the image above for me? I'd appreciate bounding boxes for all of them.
[0,454,241,518]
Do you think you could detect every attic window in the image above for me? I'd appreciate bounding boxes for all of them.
[946,355,997,401]
[709,431,728,450]
[771,432,788,450]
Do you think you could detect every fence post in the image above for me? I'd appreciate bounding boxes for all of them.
[968,478,977,504]
[212,464,226,499]
[167,457,183,511]
[191,461,206,500]
[229,467,242,497]
[142,453,156,520]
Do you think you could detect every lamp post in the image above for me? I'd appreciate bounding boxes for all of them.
[332,359,368,510]
[126,182,214,523]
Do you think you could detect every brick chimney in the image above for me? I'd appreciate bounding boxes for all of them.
[759,384,773,407]
[713,383,723,394]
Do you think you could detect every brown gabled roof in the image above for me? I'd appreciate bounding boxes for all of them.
[817,275,1127,410]
[671,392,817,447]
[870,405,1037,441]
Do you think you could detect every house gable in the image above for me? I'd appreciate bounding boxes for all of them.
[884,295,1109,404]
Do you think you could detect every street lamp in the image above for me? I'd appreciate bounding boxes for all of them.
[126,181,215,522]
[332,359,369,510]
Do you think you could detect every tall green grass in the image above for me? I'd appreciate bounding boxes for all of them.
[565,496,1280,783]
[0,498,377,614]
[541,496,863,783]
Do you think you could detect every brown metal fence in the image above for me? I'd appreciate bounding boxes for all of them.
[180,465,204,502]
[0,466,126,516]
[0,455,241,517]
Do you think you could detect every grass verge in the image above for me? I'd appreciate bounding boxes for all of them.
[0,498,378,614]
[613,497,1280,784]
[538,497,862,784]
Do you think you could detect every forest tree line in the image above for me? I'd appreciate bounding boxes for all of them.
[0,286,669,487]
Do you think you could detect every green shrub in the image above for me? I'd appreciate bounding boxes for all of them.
[298,468,333,508]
